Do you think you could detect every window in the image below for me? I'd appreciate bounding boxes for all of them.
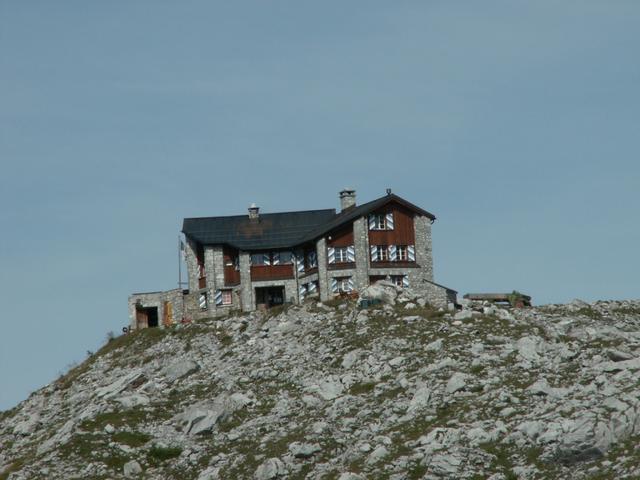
[369,212,394,230]
[251,253,267,265]
[376,245,389,261]
[391,275,407,288]
[334,247,349,263]
[274,251,293,264]
[335,277,353,292]
[306,250,318,268]
[371,214,386,230]
[221,289,232,305]
[251,252,292,265]
[397,245,407,261]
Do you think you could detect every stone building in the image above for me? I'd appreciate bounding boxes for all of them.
[128,189,456,329]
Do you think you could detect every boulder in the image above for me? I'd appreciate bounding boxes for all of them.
[254,458,286,480]
[162,359,200,383]
[176,393,251,435]
[359,281,399,305]
[288,442,321,458]
[407,384,432,413]
[445,373,468,394]
[123,460,143,477]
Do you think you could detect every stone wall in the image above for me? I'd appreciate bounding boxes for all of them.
[128,288,185,330]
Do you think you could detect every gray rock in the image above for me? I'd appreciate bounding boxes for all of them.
[177,393,251,435]
[445,373,468,394]
[453,310,473,321]
[162,359,200,382]
[288,442,321,458]
[254,458,286,479]
[359,281,399,305]
[338,474,365,480]
[341,350,361,369]
[606,349,634,362]
[408,384,431,413]
[123,460,143,477]
[366,445,389,464]
[425,338,443,352]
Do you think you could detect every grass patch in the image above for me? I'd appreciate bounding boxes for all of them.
[349,382,376,395]
[80,406,172,431]
[58,432,130,471]
[112,430,151,447]
[56,328,168,390]
[0,458,24,480]
[148,445,183,462]
[575,307,603,320]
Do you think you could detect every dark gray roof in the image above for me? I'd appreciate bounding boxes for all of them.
[182,193,436,250]
[182,209,337,250]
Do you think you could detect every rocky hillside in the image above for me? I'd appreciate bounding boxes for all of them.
[2,287,640,480]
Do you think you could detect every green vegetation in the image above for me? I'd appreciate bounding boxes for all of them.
[112,431,151,447]
[148,445,183,462]
[56,327,168,390]
[349,381,377,395]
[80,406,172,431]
[575,307,603,320]
[0,458,25,480]
[58,432,130,472]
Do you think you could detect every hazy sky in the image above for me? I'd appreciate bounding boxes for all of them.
[1,1,638,410]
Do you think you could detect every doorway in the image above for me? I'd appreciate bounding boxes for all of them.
[136,306,159,328]
[255,286,285,309]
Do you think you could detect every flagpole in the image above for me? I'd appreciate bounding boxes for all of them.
[178,236,182,289]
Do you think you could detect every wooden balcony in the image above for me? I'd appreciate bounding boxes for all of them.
[224,266,241,286]
[251,264,294,281]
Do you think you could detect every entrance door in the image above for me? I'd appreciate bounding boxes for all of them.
[136,306,159,328]
[255,286,285,309]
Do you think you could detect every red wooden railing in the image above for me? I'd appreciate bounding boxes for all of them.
[251,264,294,281]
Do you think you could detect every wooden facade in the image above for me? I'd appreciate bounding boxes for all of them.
[251,264,295,281]
[223,247,241,286]
[327,224,354,247]
[368,203,415,246]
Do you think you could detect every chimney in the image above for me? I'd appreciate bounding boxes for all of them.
[339,189,356,212]
[248,203,259,219]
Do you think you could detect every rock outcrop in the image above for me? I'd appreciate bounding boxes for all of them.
[2,296,640,479]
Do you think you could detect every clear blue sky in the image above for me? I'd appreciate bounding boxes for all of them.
[1,1,638,410]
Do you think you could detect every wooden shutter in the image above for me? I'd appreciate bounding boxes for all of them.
[347,277,354,292]
[389,244,397,261]
[385,212,394,230]
[402,276,409,288]
[299,284,307,300]
[308,251,317,267]
[272,253,280,265]
[262,253,271,265]
[214,290,223,306]
[347,245,355,262]
[296,251,305,273]
[309,281,317,293]
[407,245,416,262]
[331,278,338,293]
[199,293,208,310]
[368,214,375,230]
[370,245,378,262]
[327,247,336,264]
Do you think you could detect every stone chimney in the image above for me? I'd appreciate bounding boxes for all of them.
[339,189,356,212]
[248,203,259,219]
